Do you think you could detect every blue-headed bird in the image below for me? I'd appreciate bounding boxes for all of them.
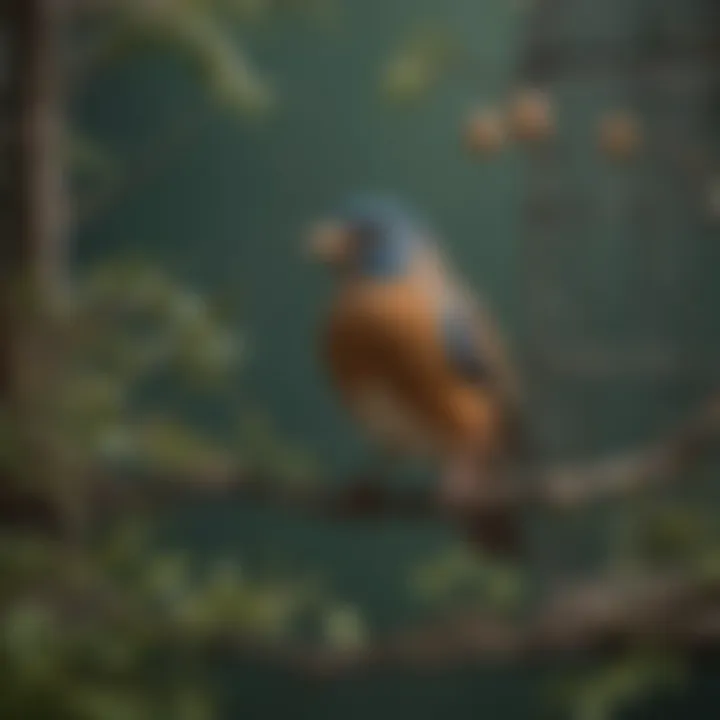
[307,195,527,556]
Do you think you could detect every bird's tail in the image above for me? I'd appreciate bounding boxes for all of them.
[468,401,533,560]
[441,398,535,560]
[440,450,524,560]
[468,314,532,559]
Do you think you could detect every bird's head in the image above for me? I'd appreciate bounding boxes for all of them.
[306,195,430,280]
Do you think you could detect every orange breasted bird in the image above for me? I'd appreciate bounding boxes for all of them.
[307,195,527,556]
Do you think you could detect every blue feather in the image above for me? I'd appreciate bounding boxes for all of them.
[334,194,430,279]
[441,308,489,383]
[339,195,424,233]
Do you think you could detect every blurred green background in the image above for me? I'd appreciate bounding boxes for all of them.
[68,0,719,716]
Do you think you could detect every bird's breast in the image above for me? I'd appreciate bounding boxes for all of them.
[321,280,496,454]
[353,382,436,454]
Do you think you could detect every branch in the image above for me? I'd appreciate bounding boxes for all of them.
[528,395,720,509]
[288,573,720,675]
[43,568,720,674]
[121,571,718,676]
[3,393,718,537]
[98,393,720,520]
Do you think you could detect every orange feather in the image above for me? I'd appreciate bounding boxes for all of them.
[321,279,502,457]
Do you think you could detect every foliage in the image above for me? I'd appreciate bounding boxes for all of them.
[550,653,687,720]
[2,2,351,717]
[380,22,460,105]
[74,0,338,117]
[0,248,340,715]
[0,524,354,719]
[0,251,353,717]
[4,0,717,718]
[112,1,273,115]
[412,545,524,614]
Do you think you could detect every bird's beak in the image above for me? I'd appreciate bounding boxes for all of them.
[305,220,354,267]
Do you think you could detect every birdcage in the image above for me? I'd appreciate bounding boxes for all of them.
[515,0,719,457]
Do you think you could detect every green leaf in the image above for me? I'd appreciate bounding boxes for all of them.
[558,653,687,720]
[322,605,366,650]
[114,3,274,116]
[134,417,234,477]
[380,23,459,105]
[71,686,154,720]
[412,546,524,611]
[1,602,61,678]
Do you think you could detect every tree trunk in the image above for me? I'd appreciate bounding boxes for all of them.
[1,0,68,529]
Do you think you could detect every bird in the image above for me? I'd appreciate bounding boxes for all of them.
[306,194,528,557]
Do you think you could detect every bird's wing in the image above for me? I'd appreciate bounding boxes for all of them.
[423,248,527,455]
[417,244,517,393]
[455,276,522,395]
[440,305,492,383]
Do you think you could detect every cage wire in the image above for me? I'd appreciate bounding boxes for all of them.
[513,0,719,579]
[516,0,719,456]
